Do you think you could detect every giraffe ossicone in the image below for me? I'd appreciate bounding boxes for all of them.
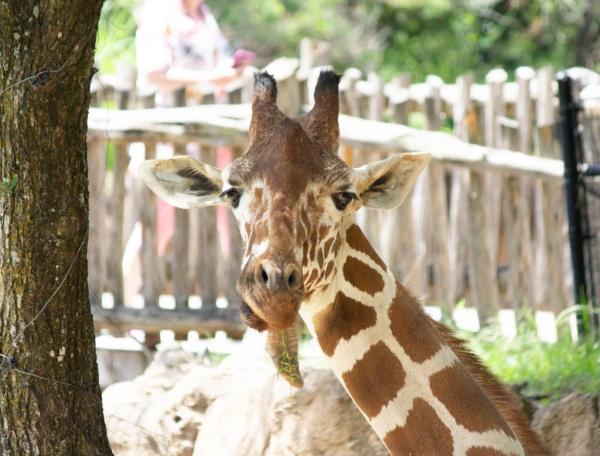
[140,70,547,455]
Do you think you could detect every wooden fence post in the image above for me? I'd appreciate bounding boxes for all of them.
[466,69,507,320]
[424,75,450,303]
[226,147,244,311]
[172,88,191,316]
[387,75,411,125]
[198,146,219,314]
[220,82,249,316]
[485,69,507,148]
[368,72,385,122]
[536,66,557,158]
[104,86,132,309]
[341,68,362,117]
[534,66,571,314]
[503,174,534,309]
[467,171,499,319]
[501,67,536,309]
[516,67,535,155]
[88,138,106,307]
[140,94,162,314]
[277,72,302,118]
[447,74,473,304]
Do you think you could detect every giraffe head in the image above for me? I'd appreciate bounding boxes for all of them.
[140,71,429,331]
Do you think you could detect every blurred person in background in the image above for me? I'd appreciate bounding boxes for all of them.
[131,0,252,298]
[136,0,254,103]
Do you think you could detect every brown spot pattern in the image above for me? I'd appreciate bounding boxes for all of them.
[429,364,514,436]
[302,242,309,266]
[313,292,377,356]
[249,188,264,215]
[342,341,405,418]
[254,220,268,243]
[324,261,334,279]
[431,320,548,456]
[388,286,441,363]
[346,224,386,271]
[466,448,509,456]
[307,192,319,211]
[306,269,318,287]
[296,220,306,244]
[309,230,318,261]
[318,225,329,239]
[323,237,334,256]
[343,256,385,295]
[332,234,341,256]
[319,268,326,281]
[300,208,310,233]
[383,398,454,455]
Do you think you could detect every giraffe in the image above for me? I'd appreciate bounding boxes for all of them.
[139,70,547,455]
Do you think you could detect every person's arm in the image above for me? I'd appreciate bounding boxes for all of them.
[146,65,240,87]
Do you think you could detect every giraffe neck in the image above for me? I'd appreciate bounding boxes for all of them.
[300,222,526,456]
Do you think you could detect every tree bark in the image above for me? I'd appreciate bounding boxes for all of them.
[0,1,112,455]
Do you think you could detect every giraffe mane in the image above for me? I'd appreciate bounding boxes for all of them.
[429,318,548,455]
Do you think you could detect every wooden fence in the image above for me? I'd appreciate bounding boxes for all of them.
[88,54,598,343]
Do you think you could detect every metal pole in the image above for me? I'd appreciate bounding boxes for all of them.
[557,72,588,333]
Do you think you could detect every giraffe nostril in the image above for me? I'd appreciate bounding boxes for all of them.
[287,271,297,288]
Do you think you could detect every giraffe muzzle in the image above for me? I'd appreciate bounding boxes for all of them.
[255,259,302,293]
[236,256,304,330]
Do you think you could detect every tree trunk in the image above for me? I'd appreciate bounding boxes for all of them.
[0,1,112,455]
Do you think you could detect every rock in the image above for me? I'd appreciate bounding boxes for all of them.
[103,344,387,456]
[255,368,388,456]
[97,347,150,390]
[193,357,387,456]
[532,393,600,456]
[103,348,234,456]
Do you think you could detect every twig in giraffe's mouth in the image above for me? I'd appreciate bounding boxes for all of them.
[267,325,303,388]
[239,300,303,388]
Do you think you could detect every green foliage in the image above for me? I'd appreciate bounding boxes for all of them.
[96,0,138,74]
[213,0,383,71]
[377,0,598,81]
[96,0,598,81]
[457,309,600,402]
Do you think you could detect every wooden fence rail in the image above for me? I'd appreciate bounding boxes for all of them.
[88,54,599,342]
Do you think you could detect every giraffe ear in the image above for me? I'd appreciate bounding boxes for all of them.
[139,156,224,209]
[354,153,430,209]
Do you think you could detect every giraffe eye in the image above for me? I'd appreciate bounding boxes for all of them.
[331,192,357,211]
[220,188,242,208]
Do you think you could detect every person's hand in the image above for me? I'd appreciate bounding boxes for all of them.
[208,67,242,97]
[211,66,240,87]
